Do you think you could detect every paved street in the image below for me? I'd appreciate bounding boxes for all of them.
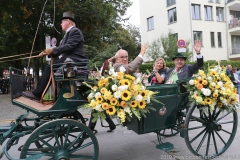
[0,93,240,160]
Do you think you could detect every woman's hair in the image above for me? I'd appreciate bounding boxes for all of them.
[154,58,166,69]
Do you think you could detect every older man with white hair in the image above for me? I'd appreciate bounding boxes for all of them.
[113,44,148,75]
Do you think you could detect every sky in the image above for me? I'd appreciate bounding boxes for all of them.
[125,0,140,26]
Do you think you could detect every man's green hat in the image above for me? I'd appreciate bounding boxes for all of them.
[172,53,186,61]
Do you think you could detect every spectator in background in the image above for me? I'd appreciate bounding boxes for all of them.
[0,77,2,94]
[226,65,237,85]
[233,68,240,95]
[236,68,240,81]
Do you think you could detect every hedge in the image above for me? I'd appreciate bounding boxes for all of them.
[139,60,240,74]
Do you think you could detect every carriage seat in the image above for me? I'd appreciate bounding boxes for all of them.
[53,61,90,82]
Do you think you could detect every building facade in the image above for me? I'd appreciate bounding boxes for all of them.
[139,0,240,61]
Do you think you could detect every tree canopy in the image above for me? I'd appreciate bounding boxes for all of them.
[0,0,140,75]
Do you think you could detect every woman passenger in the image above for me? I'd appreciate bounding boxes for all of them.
[148,58,167,85]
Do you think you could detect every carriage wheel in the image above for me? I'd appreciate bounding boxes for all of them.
[184,102,238,159]
[20,119,99,160]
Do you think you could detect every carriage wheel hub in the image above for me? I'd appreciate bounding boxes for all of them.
[208,122,221,131]
[55,150,69,160]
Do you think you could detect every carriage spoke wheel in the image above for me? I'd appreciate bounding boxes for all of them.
[20,119,99,160]
[184,102,238,159]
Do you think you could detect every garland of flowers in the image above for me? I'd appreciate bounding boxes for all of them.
[83,64,161,124]
[185,65,239,113]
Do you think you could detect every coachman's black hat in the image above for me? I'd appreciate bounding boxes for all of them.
[60,12,76,23]
[172,53,187,61]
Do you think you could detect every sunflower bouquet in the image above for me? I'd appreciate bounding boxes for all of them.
[83,64,159,124]
[185,65,239,113]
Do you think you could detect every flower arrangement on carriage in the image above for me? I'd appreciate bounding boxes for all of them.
[83,64,160,124]
[185,65,239,113]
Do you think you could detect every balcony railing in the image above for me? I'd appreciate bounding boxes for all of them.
[231,48,240,54]
[227,0,240,3]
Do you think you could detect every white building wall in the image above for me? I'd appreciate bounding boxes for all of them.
[140,0,229,62]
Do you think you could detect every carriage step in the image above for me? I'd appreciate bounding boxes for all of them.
[156,142,174,151]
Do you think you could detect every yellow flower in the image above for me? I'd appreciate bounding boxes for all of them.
[125,74,136,81]
[110,98,118,106]
[96,96,103,103]
[209,71,217,76]
[213,92,218,98]
[123,79,131,87]
[121,90,131,101]
[100,87,107,94]
[102,102,109,110]
[202,80,208,85]
[218,102,223,107]
[140,90,147,98]
[196,96,203,103]
[204,98,212,105]
[117,109,126,118]
[98,79,106,87]
[130,100,138,108]
[197,79,203,84]
[90,99,97,108]
[106,106,116,115]
[103,90,113,100]
[119,79,126,86]
[120,101,127,108]
[116,72,124,80]
[138,100,146,109]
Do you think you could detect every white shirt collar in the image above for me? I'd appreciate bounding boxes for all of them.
[66,26,74,33]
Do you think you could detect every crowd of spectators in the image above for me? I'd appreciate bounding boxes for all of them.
[0,77,9,94]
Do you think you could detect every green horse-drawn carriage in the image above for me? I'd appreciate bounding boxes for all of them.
[0,61,238,159]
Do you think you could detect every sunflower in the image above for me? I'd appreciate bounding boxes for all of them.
[110,98,118,106]
[125,74,136,81]
[138,100,146,109]
[106,106,116,115]
[98,79,106,87]
[204,98,212,105]
[140,90,147,98]
[119,79,126,86]
[96,96,103,103]
[197,79,203,84]
[102,102,109,110]
[209,71,217,76]
[123,79,131,87]
[130,100,138,108]
[121,90,131,101]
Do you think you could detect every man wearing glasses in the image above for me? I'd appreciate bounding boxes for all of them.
[113,44,148,74]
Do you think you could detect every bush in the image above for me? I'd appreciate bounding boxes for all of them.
[139,60,240,73]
